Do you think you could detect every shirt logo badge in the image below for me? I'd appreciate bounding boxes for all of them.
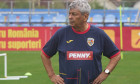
[87,38,94,46]
[66,40,73,43]
[67,51,93,60]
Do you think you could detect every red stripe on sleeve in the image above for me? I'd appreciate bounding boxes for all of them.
[42,50,51,58]
[110,51,120,59]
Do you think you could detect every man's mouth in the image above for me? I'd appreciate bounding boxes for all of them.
[69,21,74,24]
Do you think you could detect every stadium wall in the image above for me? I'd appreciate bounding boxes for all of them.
[0,27,140,51]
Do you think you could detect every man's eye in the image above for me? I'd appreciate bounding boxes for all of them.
[72,13,76,15]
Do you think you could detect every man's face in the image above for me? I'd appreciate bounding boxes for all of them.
[69,9,87,27]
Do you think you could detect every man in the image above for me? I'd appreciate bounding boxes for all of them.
[41,0,121,84]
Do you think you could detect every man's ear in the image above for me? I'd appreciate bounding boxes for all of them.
[84,13,89,21]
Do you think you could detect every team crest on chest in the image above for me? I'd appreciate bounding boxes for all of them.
[87,38,94,46]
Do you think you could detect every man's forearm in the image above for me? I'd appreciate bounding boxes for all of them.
[105,53,121,72]
[41,52,55,78]
[92,53,121,84]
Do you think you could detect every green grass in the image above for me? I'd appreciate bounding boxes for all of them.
[0,51,140,84]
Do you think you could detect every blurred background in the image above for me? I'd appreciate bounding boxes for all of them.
[0,0,140,84]
[0,0,139,27]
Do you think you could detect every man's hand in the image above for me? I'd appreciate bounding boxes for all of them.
[50,75,65,84]
[92,72,109,84]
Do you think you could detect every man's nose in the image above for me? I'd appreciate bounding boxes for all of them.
[69,14,72,19]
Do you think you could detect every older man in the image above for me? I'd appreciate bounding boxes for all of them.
[41,0,121,84]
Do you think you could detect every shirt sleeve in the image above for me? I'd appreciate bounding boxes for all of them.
[102,30,120,59]
[42,31,59,58]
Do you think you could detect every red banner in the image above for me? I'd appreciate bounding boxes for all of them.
[0,27,50,51]
[0,27,140,51]
[123,27,140,51]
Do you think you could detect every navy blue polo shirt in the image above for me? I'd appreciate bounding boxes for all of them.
[42,24,120,84]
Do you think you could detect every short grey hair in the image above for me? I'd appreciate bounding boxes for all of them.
[69,0,91,14]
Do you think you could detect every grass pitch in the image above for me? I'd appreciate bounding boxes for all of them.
[0,51,140,84]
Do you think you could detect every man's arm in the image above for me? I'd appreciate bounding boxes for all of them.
[93,53,121,84]
[41,52,65,84]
